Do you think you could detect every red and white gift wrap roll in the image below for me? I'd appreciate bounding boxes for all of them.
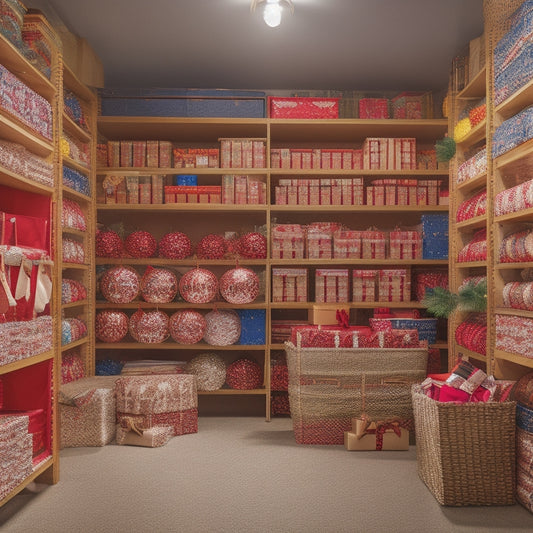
[203,309,241,346]
[140,266,178,303]
[219,267,259,304]
[196,234,227,260]
[124,230,157,258]
[129,309,169,343]
[185,352,226,391]
[179,268,218,304]
[95,310,129,343]
[169,309,206,344]
[237,232,267,259]
[95,229,123,258]
[100,265,140,303]
[158,231,192,259]
[226,358,263,390]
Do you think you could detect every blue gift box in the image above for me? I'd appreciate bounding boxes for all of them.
[421,214,449,260]
[237,309,266,345]
[175,175,198,186]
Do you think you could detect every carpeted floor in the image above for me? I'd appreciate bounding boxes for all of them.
[0,416,532,533]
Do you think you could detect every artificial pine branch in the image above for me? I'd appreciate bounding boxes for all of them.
[435,136,456,162]
[422,286,459,318]
[458,279,487,313]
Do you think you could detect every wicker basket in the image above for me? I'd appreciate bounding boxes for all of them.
[412,384,516,506]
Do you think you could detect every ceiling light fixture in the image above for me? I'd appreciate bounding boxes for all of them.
[251,0,294,28]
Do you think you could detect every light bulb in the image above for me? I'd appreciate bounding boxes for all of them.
[263,0,282,27]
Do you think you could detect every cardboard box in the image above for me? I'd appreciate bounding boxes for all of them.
[344,418,409,451]
[308,304,350,325]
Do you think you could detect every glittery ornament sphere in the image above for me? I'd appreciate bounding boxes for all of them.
[95,310,129,343]
[100,265,140,303]
[169,309,207,344]
[238,232,267,259]
[140,266,178,303]
[219,267,259,304]
[203,309,241,346]
[125,230,157,258]
[185,353,226,391]
[158,232,192,259]
[95,230,123,258]
[129,309,169,343]
[226,358,263,390]
[196,234,226,260]
[179,268,218,304]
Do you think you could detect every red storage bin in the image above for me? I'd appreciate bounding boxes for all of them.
[268,97,339,119]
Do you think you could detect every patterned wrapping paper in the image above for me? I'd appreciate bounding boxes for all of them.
[499,229,533,262]
[456,190,487,222]
[0,316,53,365]
[457,228,487,262]
[494,179,533,217]
[59,376,119,448]
[61,199,87,231]
[116,424,173,447]
[0,140,54,186]
[503,281,533,310]
[516,426,533,513]
[496,314,533,358]
[61,317,88,346]
[457,147,487,184]
[492,106,533,159]
[455,314,487,354]
[389,230,422,260]
[63,166,90,196]
[271,224,305,259]
[0,64,52,140]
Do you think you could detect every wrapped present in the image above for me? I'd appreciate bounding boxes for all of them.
[272,268,308,302]
[271,224,305,259]
[344,416,410,451]
[237,309,266,345]
[59,376,119,448]
[290,324,373,348]
[116,420,173,448]
[315,269,349,303]
[115,374,198,437]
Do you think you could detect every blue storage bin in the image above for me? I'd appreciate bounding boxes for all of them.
[237,309,266,345]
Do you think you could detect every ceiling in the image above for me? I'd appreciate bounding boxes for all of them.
[25,0,484,92]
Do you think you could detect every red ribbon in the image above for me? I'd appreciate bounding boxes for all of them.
[336,309,350,329]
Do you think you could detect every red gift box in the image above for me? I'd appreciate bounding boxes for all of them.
[268,97,339,119]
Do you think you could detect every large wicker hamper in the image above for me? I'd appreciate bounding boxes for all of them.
[411,384,516,506]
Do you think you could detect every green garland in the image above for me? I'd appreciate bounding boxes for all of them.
[435,136,456,162]
[422,280,487,318]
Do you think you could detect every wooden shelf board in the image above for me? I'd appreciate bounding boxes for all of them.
[457,67,486,99]
[96,203,267,213]
[494,207,533,224]
[455,261,487,269]
[62,299,89,310]
[0,457,54,507]
[456,215,487,231]
[494,307,533,319]
[62,186,92,202]
[198,389,267,396]
[269,168,450,177]
[98,167,267,176]
[62,155,90,175]
[270,258,448,266]
[62,263,91,271]
[496,262,533,270]
[495,78,533,119]
[63,63,96,103]
[0,350,55,376]
[456,172,487,194]
[494,349,533,369]
[269,301,426,309]
[0,165,54,196]
[95,301,268,310]
[270,205,448,213]
[456,120,486,146]
[0,112,54,158]
[62,113,92,143]
[95,258,266,267]
[62,227,87,238]
[494,138,533,172]
[455,346,487,362]
[61,337,89,352]
[0,34,56,100]
[95,343,266,350]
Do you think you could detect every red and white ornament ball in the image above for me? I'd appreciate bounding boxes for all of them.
[140,266,178,303]
[100,265,140,303]
[129,309,169,343]
[196,234,227,260]
[203,309,241,346]
[95,310,129,343]
[169,309,207,344]
[238,232,267,259]
[158,231,192,260]
[125,230,157,258]
[219,267,259,304]
[185,352,226,391]
[95,229,123,258]
[179,268,218,304]
[226,358,263,390]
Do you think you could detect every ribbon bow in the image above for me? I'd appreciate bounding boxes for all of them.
[336,309,350,329]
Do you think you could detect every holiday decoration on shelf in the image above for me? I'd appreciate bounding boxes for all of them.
[124,230,157,258]
[435,135,456,162]
[100,265,140,303]
[179,267,218,304]
[140,266,178,303]
[219,267,260,304]
[158,231,192,259]
[185,353,226,391]
[203,309,241,346]
[95,310,129,343]
[226,358,263,390]
[129,309,169,344]
[95,229,123,258]
[196,234,227,260]
[237,232,267,259]
[169,309,207,344]
[422,279,487,318]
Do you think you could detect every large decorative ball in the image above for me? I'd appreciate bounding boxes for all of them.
[95,230,123,258]
[100,265,140,303]
[95,310,129,343]
[129,309,169,343]
[226,358,263,390]
[179,268,218,304]
[125,230,157,258]
[140,266,178,303]
[238,232,267,259]
[219,267,259,304]
[158,231,192,259]
[196,234,227,260]
[203,309,241,346]
[185,353,226,391]
[169,309,207,344]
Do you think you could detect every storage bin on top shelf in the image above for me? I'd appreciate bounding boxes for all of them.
[268,96,339,119]
[98,88,266,118]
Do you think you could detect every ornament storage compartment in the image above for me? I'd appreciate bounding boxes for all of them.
[411,384,516,506]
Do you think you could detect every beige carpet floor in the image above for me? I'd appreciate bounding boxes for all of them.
[1,416,532,533]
